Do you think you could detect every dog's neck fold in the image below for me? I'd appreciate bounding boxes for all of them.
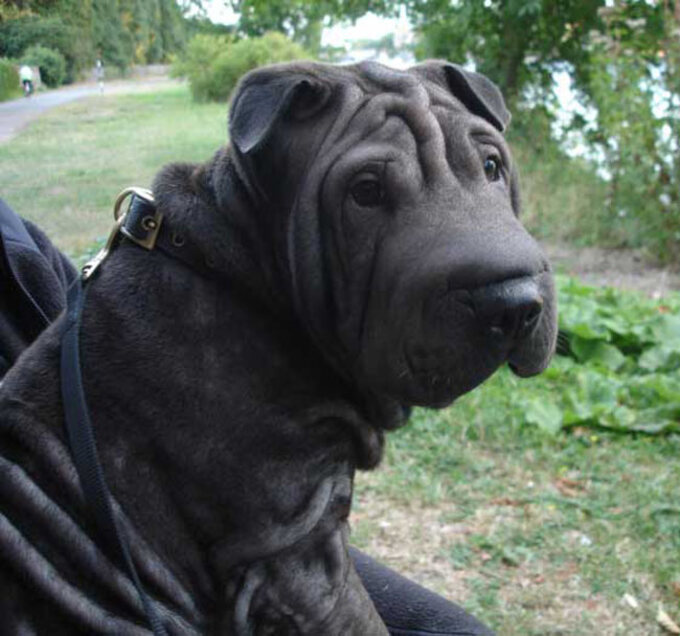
[153,148,410,433]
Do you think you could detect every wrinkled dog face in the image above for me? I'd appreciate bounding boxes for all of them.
[229,60,557,408]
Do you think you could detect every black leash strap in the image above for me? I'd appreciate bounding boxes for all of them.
[60,278,169,636]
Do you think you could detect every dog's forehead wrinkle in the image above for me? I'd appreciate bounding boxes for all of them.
[333,93,393,147]
[310,85,372,170]
[356,61,429,104]
[324,67,435,144]
[315,88,443,194]
[431,110,508,186]
[340,96,446,186]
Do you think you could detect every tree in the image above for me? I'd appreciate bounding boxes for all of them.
[0,1,93,82]
[114,0,185,65]
[1,0,186,79]
[93,0,134,71]
[410,0,602,104]
[227,0,400,54]
[159,0,187,60]
[581,2,679,260]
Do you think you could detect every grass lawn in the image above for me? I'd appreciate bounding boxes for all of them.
[353,378,680,635]
[1,85,679,635]
[0,83,225,256]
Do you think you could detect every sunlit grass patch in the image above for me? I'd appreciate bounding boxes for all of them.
[0,84,225,255]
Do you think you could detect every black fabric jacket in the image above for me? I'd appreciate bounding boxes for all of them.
[0,198,76,377]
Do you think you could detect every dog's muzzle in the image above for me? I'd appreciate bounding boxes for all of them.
[470,277,544,343]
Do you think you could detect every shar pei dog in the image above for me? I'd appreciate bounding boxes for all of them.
[0,60,557,634]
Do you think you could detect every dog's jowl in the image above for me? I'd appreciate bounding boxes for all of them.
[0,61,557,635]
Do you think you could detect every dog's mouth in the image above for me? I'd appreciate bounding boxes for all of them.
[401,323,555,407]
[508,360,543,378]
[506,339,555,378]
[401,342,506,408]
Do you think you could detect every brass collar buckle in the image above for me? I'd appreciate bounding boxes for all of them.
[82,187,159,281]
[117,187,163,251]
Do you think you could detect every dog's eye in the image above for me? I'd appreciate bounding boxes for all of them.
[483,156,502,182]
[351,178,384,207]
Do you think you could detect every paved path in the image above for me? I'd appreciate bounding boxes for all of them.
[0,78,179,143]
[0,86,100,143]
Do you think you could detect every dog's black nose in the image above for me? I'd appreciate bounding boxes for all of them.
[471,277,543,341]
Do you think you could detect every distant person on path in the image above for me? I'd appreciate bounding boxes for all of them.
[19,65,33,97]
[95,58,104,93]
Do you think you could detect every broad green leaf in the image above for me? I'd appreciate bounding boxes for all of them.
[579,369,619,407]
[649,315,680,346]
[639,346,673,372]
[563,390,594,422]
[569,322,611,340]
[634,374,680,401]
[511,276,680,436]
[606,405,636,428]
[571,336,626,370]
[524,399,563,435]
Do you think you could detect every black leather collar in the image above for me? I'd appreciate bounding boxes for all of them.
[120,193,219,281]
[82,190,219,284]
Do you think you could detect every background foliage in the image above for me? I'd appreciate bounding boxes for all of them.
[3,0,677,265]
[0,0,186,81]
[173,31,309,102]
[584,5,680,262]
[21,44,66,87]
[0,58,20,100]
[528,276,680,435]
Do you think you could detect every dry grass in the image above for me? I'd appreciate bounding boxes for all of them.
[351,416,680,635]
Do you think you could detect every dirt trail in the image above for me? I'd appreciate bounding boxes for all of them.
[544,242,680,297]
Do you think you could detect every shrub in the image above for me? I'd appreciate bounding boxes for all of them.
[0,59,20,101]
[174,32,310,102]
[171,33,230,97]
[21,45,66,87]
[0,14,87,83]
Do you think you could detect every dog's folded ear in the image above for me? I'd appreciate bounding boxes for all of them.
[413,61,510,133]
[443,63,510,132]
[229,69,332,155]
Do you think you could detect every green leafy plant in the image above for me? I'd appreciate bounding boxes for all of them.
[522,275,680,435]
